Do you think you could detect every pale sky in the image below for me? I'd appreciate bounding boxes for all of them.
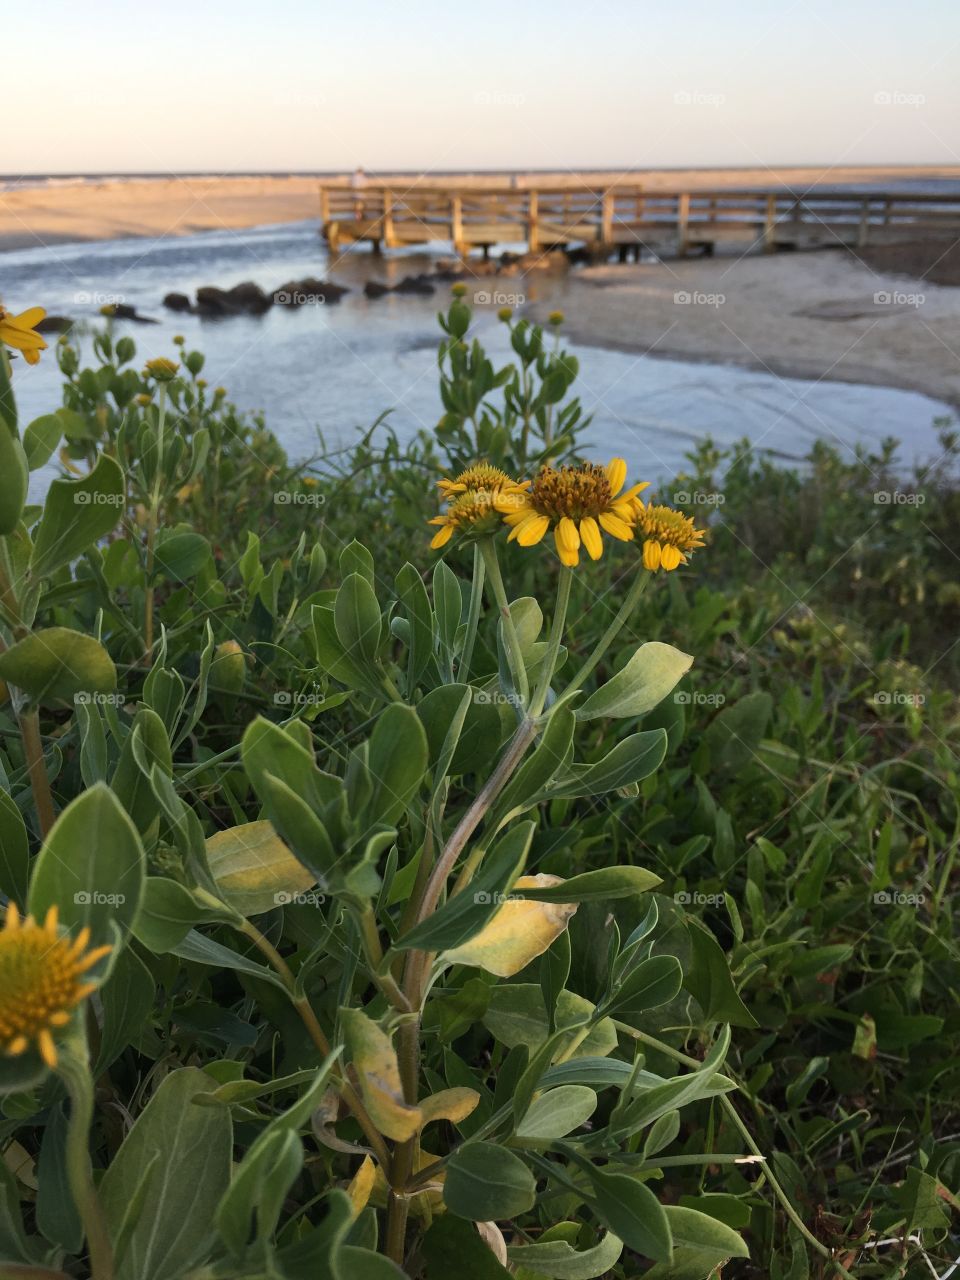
[6,0,960,174]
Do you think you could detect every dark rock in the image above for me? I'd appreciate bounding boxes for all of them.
[195,286,236,317]
[36,315,73,334]
[109,303,159,324]
[274,277,348,306]
[363,281,391,299]
[393,275,436,296]
[226,281,272,314]
[163,291,192,312]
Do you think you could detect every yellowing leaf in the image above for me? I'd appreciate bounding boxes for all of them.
[346,1155,376,1218]
[205,820,316,916]
[419,1087,480,1130]
[442,875,578,978]
[371,1148,446,1217]
[341,1008,422,1141]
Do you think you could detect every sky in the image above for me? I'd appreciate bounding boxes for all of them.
[5,0,960,174]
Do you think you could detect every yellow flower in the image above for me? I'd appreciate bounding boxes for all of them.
[0,306,48,366]
[429,463,528,550]
[500,458,649,568]
[144,357,179,382]
[0,902,111,1069]
[635,502,707,571]
[548,310,565,326]
[302,475,318,489]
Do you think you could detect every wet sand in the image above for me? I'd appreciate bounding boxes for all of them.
[529,251,960,410]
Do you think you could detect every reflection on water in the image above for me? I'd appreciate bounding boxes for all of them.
[3,219,954,498]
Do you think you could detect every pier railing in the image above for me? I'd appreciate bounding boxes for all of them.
[318,184,960,257]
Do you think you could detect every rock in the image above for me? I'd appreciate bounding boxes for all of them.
[195,286,237,317]
[226,281,272,314]
[393,274,436,296]
[363,281,391,299]
[163,291,192,312]
[108,303,159,324]
[274,278,348,306]
[35,315,73,333]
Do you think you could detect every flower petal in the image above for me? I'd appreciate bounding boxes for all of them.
[661,544,683,570]
[556,516,580,554]
[643,539,662,571]
[430,524,454,549]
[579,516,603,560]
[515,513,550,546]
[605,457,627,497]
[598,512,634,541]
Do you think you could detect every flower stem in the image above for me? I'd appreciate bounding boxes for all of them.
[529,565,572,716]
[479,538,528,709]
[458,541,485,680]
[19,705,55,837]
[558,569,652,700]
[57,1038,114,1280]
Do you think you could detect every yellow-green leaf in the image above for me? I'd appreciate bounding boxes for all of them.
[341,1009,422,1141]
[442,875,578,978]
[205,820,316,916]
[419,1087,480,1131]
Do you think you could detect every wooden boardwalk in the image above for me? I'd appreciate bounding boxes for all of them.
[318,184,960,260]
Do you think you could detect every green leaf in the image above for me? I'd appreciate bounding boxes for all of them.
[132,878,236,952]
[154,530,212,581]
[0,424,28,534]
[494,705,575,820]
[205,820,316,916]
[395,822,533,952]
[99,1067,233,1280]
[603,955,683,1022]
[30,453,125,579]
[110,708,172,834]
[507,1230,624,1279]
[417,683,503,776]
[36,1102,82,1253]
[544,730,668,799]
[484,985,616,1061]
[703,692,773,773]
[366,703,428,827]
[443,1141,536,1220]
[586,1167,672,1263]
[642,1205,749,1278]
[335,572,382,665]
[683,923,758,1028]
[519,866,661,903]
[22,413,62,471]
[28,782,145,952]
[516,1085,598,1141]
[423,1214,512,1278]
[0,628,116,705]
[577,642,693,721]
[0,787,30,904]
[396,562,435,689]
[94,946,155,1074]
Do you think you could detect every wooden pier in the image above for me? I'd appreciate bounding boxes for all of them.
[318,183,960,260]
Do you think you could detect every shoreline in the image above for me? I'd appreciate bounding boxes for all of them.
[2,166,960,255]
[528,251,960,416]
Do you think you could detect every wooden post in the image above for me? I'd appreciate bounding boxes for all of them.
[382,189,395,249]
[763,192,777,252]
[451,194,465,259]
[319,186,330,230]
[528,190,539,252]
[857,197,871,248]
[601,190,613,248]
[677,192,690,256]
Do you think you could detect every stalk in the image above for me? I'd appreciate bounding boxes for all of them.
[479,538,528,709]
[57,1039,114,1280]
[20,706,55,837]
[558,569,651,700]
[458,541,485,680]
[143,384,167,664]
[529,564,572,716]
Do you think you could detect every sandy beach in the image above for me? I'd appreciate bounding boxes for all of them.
[2,166,959,253]
[530,251,960,411]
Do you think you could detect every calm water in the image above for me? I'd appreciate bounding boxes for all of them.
[3,218,955,498]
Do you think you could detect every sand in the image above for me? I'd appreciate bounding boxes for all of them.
[528,250,960,411]
[2,166,959,253]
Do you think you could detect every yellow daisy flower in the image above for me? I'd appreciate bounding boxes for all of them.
[0,901,111,1069]
[0,306,48,365]
[635,502,707,571]
[429,463,528,550]
[144,357,179,382]
[499,458,649,568]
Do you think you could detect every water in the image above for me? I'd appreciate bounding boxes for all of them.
[2,219,954,499]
